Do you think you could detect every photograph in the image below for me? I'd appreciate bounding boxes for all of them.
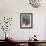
[20,13,33,29]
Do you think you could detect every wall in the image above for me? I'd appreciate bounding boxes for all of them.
[0,0,46,40]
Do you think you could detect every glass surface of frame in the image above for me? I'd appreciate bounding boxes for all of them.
[20,13,33,29]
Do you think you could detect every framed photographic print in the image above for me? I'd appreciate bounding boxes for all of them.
[20,13,33,29]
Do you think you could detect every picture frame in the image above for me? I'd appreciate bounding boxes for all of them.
[20,13,33,29]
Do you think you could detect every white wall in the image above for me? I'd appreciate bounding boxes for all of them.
[0,0,46,40]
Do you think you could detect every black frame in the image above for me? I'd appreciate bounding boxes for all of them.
[20,13,33,29]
